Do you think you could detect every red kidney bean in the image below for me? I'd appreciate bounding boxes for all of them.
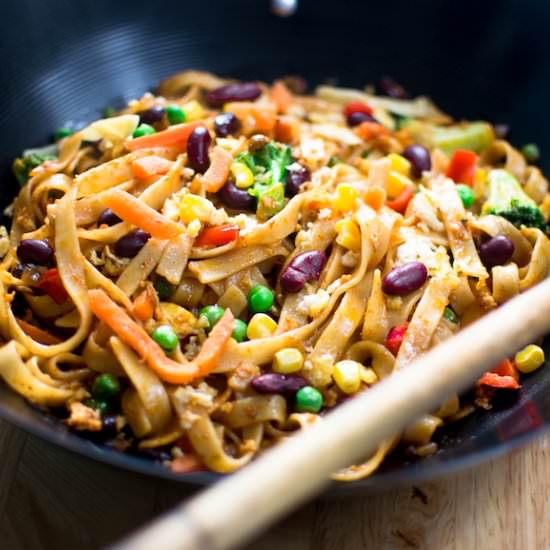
[382,261,428,295]
[218,180,256,211]
[401,144,432,178]
[214,112,241,137]
[479,236,514,269]
[187,127,211,173]
[207,82,262,107]
[139,106,165,125]
[251,373,307,395]
[285,163,311,197]
[280,250,327,293]
[347,111,378,127]
[17,239,53,265]
[98,208,122,226]
[113,229,150,258]
[379,76,409,99]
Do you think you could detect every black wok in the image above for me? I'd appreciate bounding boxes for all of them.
[1,0,550,494]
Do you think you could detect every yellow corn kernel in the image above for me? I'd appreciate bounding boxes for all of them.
[515,344,545,373]
[386,170,413,198]
[273,348,304,374]
[333,360,362,394]
[230,161,255,189]
[179,194,213,224]
[182,100,205,121]
[359,366,378,385]
[335,218,361,250]
[247,313,277,340]
[387,153,411,176]
[334,183,359,212]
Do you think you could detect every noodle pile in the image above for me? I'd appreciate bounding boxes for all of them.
[1,71,549,480]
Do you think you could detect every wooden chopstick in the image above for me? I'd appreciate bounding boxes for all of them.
[113,276,550,550]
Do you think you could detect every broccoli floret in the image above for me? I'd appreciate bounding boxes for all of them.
[12,144,58,187]
[482,169,547,231]
[241,141,292,220]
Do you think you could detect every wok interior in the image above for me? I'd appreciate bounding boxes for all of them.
[1,0,550,489]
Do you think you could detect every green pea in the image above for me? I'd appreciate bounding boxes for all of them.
[133,123,156,138]
[443,307,459,323]
[521,143,540,164]
[154,277,174,300]
[54,127,73,141]
[328,156,341,167]
[92,374,120,399]
[102,106,116,118]
[152,325,179,352]
[85,398,110,416]
[200,305,225,330]
[248,285,274,314]
[455,184,474,209]
[231,319,248,342]
[295,386,324,413]
[166,105,186,125]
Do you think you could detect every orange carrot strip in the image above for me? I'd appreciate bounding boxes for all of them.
[170,454,205,474]
[202,146,233,193]
[364,186,386,210]
[271,80,293,113]
[355,121,391,141]
[126,121,203,151]
[131,156,175,180]
[275,116,298,144]
[16,319,62,345]
[132,287,155,322]
[104,189,182,239]
[88,289,234,384]
[224,102,277,134]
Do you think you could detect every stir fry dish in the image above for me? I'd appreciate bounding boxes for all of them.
[1,70,548,480]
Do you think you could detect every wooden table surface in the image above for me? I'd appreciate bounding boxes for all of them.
[1,419,549,550]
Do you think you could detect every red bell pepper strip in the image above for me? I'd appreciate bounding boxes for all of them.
[343,101,373,117]
[385,322,408,356]
[478,372,520,389]
[194,224,239,247]
[491,358,519,381]
[37,268,69,304]
[446,149,477,186]
[386,186,414,214]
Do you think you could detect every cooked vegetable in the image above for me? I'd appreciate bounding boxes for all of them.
[515,345,545,373]
[152,325,179,352]
[406,121,494,155]
[248,284,274,314]
[295,386,323,413]
[133,123,156,138]
[199,305,225,330]
[194,224,239,247]
[446,149,477,186]
[131,156,174,180]
[92,373,120,399]
[521,143,540,164]
[166,105,186,125]
[104,189,183,239]
[126,121,203,151]
[88,289,234,384]
[231,319,248,343]
[482,169,546,231]
[244,141,293,220]
[455,183,474,208]
[12,150,57,186]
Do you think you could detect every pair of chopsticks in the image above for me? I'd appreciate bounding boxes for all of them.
[113,276,550,550]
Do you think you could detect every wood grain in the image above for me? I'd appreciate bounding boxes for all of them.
[0,419,549,550]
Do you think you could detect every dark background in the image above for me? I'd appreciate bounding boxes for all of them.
[1,0,549,183]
